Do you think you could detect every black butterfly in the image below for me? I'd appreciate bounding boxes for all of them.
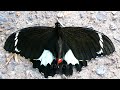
[4,21,115,78]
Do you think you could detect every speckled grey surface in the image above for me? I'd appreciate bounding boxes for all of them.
[0,11,120,79]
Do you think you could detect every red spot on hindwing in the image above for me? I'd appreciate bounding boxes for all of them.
[57,58,63,64]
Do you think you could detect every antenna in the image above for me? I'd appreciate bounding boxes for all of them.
[56,18,65,27]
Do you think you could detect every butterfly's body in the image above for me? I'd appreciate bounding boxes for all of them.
[4,22,115,78]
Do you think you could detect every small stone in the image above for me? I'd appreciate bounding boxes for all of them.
[112,15,117,21]
[26,70,32,75]
[9,11,15,14]
[79,13,84,18]
[96,66,106,75]
[26,70,42,79]
[28,16,33,21]
[109,22,117,30]
[79,12,87,18]
[0,35,5,41]
[96,11,107,21]
[0,28,3,32]
[1,36,5,41]
[57,12,64,18]
[44,12,52,19]
[16,12,21,17]
[111,11,117,15]
[90,11,95,14]
[113,31,120,41]
[5,30,11,35]
[0,15,8,22]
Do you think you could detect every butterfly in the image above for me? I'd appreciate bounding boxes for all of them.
[4,21,115,78]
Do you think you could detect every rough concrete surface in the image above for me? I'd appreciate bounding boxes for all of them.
[0,11,120,79]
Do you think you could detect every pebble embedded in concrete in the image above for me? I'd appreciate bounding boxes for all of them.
[109,22,117,30]
[96,11,107,21]
[96,66,107,76]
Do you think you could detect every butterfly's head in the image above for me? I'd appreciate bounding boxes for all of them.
[55,21,61,28]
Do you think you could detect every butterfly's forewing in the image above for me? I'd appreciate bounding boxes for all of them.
[4,26,58,60]
[60,27,115,61]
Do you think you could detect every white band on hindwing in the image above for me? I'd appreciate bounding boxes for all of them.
[64,49,79,65]
[33,50,55,66]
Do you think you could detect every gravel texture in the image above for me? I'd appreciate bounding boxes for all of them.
[0,11,120,79]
